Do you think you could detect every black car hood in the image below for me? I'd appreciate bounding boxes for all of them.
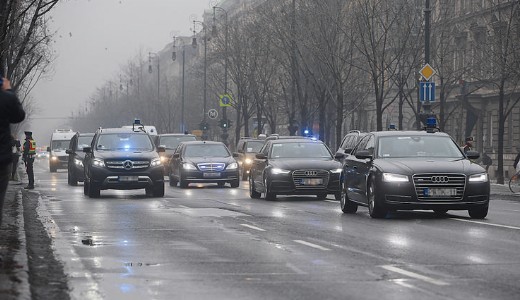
[270,158,342,170]
[375,158,486,175]
[95,151,159,160]
[184,156,236,165]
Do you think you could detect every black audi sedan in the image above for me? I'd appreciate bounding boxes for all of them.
[168,141,239,188]
[249,139,344,200]
[340,131,490,219]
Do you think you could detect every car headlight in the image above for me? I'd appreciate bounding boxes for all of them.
[183,163,196,170]
[51,156,58,161]
[382,173,409,182]
[469,173,488,182]
[271,168,290,175]
[227,162,238,170]
[74,158,84,167]
[160,156,168,163]
[92,158,104,167]
[330,168,343,174]
[150,158,162,167]
[244,158,252,165]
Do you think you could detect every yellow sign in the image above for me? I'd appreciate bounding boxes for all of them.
[419,63,436,80]
[219,94,232,107]
[191,130,203,137]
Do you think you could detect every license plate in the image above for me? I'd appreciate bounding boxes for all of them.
[424,188,457,197]
[302,178,323,186]
[119,176,138,182]
[203,172,221,178]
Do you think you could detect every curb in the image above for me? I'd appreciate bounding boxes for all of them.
[14,189,31,300]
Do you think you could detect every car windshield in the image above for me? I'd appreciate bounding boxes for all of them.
[51,140,70,150]
[270,142,332,159]
[184,144,230,157]
[245,141,265,153]
[377,135,464,158]
[96,133,153,151]
[160,135,197,149]
[77,136,94,150]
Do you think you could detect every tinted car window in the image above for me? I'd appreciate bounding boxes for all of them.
[269,142,332,159]
[96,133,153,151]
[160,136,196,149]
[184,144,230,157]
[245,141,264,153]
[377,135,464,158]
[52,140,70,150]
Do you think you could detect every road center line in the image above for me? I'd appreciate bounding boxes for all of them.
[293,240,330,251]
[381,265,448,286]
[240,224,266,232]
[450,218,520,230]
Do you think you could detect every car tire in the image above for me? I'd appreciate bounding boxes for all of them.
[468,204,488,219]
[367,178,387,219]
[340,181,358,213]
[334,192,342,201]
[152,183,165,197]
[264,177,276,201]
[249,176,261,199]
[87,180,100,198]
[316,193,327,200]
[179,178,188,189]
[230,180,239,188]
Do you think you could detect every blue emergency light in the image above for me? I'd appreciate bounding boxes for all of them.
[426,117,437,128]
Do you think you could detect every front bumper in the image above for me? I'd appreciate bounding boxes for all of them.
[268,172,342,195]
[89,165,164,190]
[181,169,239,183]
[50,156,68,169]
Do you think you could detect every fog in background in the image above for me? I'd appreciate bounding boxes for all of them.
[26,0,210,146]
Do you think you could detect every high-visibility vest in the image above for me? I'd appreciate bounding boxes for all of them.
[24,139,37,155]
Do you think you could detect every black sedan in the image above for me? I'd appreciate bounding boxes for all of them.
[168,141,239,188]
[249,139,344,200]
[341,131,490,219]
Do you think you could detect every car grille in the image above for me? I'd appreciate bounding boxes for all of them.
[413,173,466,200]
[292,169,330,189]
[197,163,226,172]
[105,160,150,170]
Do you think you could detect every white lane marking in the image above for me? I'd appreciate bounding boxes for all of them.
[286,263,307,275]
[293,240,330,251]
[381,265,448,286]
[324,200,337,203]
[450,218,520,230]
[240,224,266,232]
[178,205,189,208]
[390,279,416,289]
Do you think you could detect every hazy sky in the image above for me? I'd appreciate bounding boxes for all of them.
[29,0,211,144]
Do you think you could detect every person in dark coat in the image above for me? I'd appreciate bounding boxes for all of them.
[481,152,492,172]
[22,131,36,189]
[0,76,25,227]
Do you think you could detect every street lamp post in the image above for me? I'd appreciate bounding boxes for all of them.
[192,20,209,140]
[148,52,161,126]
[212,5,229,146]
[172,36,187,133]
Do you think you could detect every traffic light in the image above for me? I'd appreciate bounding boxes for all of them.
[200,121,209,131]
[219,118,232,129]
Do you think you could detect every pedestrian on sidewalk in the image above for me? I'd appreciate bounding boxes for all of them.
[11,136,21,180]
[0,74,26,227]
[22,131,36,190]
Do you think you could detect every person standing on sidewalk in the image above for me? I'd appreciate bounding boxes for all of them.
[0,75,25,226]
[11,136,21,180]
[22,131,36,189]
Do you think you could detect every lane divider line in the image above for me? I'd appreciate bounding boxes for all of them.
[293,240,330,251]
[450,218,520,230]
[240,224,266,232]
[381,265,449,286]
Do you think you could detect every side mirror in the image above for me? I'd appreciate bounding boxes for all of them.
[355,150,372,160]
[172,153,180,159]
[255,153,267,160]
[83,147,92,153]
[47,146,51,152]
[65,149,72,155]
[232,152,240,158]
[157,146,166,153]
[334,152,345,160]
[466,150,480,160]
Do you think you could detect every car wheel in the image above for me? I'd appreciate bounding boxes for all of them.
[230,180,239,188]
[433,209,448,216]
[179,177,188,189]
[249,176,261,199]
[468,205,488,219]
[152,183,165,197]
[367,178,387,219]
[264,177,276,200]
[316,193,327,200]
[87,180,100,198]
[340,181,358,213]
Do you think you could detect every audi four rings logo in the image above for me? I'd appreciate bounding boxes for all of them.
[431,176,449,183]
[305,171,318,176]
[123,160,133,170]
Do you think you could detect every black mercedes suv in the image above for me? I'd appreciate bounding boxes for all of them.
[83,127,165,198]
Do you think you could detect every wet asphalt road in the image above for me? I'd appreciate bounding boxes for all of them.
[30,159,520,300]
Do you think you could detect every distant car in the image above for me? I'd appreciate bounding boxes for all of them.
[66,132,94,185]
[36,151,49,159]
[235,138,266,181]
[168,141,239,188]
[83,128,165,198]
[249,139,344,200]
[156,133,197,174]
[340,130,490,219]
[48,129,76,172]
